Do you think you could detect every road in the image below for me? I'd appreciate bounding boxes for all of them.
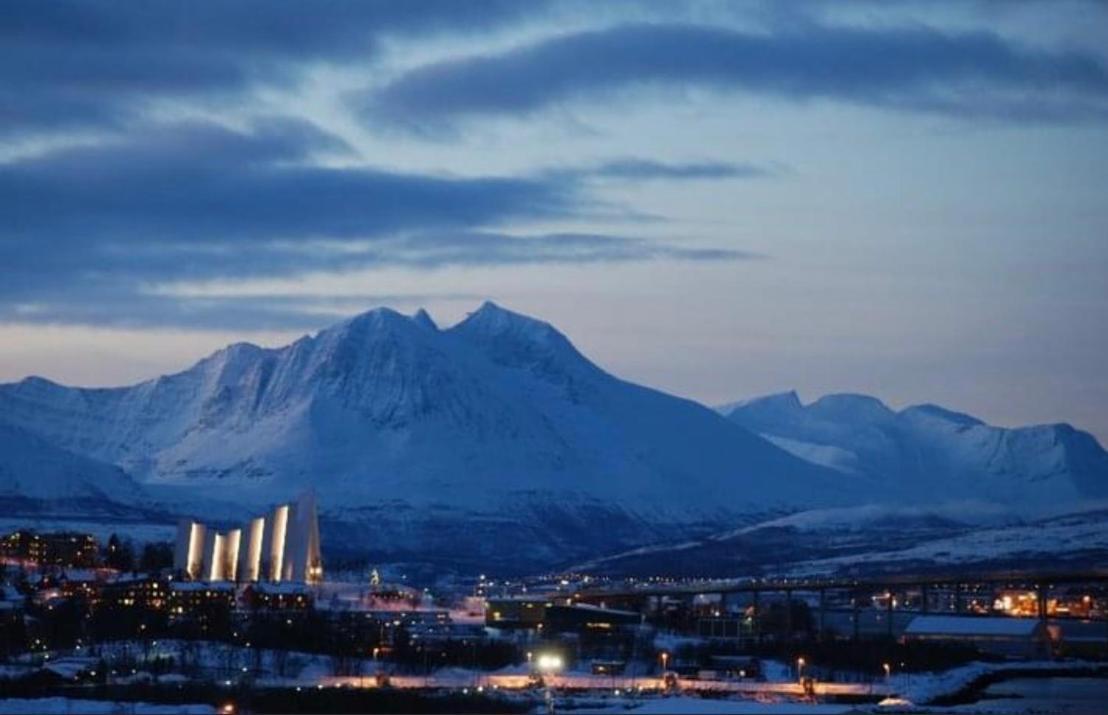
[320,671,894,698]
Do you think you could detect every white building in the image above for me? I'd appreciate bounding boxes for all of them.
[173,492,322,584]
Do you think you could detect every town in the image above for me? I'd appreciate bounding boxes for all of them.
[1,496,1106,714]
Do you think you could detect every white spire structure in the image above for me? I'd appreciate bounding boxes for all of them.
[173,491,322,584]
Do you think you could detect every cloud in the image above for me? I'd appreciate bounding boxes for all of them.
[361,20,1108,128]
[0,0,544,136]
[0,120,746,329]
[1,119,573,246]
[3,293,486,332]
[584,158,774,181]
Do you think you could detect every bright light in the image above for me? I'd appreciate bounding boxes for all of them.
[536,653,563,673]
[220,704,235,715]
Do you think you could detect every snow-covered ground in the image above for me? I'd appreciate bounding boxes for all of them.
[0,516,175,544]
[0,699,214,714]
[879,659,1107,708]
[782,512,1108,576]
[566,696,854,714]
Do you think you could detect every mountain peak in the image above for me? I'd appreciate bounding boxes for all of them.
[320,306,429,345]
[412,308,438,331]
[453,301,562,343]
[724,390,801,412]
[808,393,893,422]
[451,301,598,378]
[901,403,984,427]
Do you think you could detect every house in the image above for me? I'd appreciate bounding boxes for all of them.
[242,582,314,610]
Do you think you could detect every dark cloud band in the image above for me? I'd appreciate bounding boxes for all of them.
[363,21,1108,128]
[0,0,543,136]
[0,120,747,328]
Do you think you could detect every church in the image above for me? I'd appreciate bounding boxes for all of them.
[172,492,322,584]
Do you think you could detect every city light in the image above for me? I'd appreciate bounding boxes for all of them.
[536,653,564,673]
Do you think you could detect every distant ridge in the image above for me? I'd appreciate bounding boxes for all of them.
[720,391,1108,507]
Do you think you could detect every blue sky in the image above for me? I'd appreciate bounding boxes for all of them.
[2,0,1107,441]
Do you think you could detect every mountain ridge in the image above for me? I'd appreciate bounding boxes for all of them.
[720,390,1108,508]
[2,305,1104,570]
[0,303,852,520]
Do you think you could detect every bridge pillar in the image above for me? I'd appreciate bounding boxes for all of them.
[818,588,827,642]
[752,589,761,648]
[886,590,895,640]
[852,591,860,642]
[1036,583,1049,627]
[784,588,793,646]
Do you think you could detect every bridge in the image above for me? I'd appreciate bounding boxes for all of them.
[567,568,1108,642]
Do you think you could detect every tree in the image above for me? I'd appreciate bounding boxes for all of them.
[104,534,135,572]
[139,542,174,573]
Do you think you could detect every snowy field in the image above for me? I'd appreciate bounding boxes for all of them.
[0,516,175,544]
[565,696,854,714]
[0,699,214,714]
[781,513,1108,576]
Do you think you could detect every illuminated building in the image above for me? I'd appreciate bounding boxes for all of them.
[173,492,322,584]
[242,582,314,610]
[97,575,169,612]
[0,530,99,568]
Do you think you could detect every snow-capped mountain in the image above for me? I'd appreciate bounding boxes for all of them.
[0,303,853,568]
[720,391,1108,509]
[3,304,1105,572]
[0,420,145,508]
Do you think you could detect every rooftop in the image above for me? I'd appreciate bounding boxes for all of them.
[904,615,1042,637]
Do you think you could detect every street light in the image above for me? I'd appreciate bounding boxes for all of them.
[883,662,891,683]
[659,651,669,672]
[536,653,563,674]
[796,657,806,683]
[536,653,563,715]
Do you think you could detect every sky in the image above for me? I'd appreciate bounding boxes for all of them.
[2,0,1107,441]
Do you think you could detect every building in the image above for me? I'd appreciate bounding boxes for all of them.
[167,581,236,633]
[96,574,169,612]
[902,615,1052,658]
[242,582,315,610]
[0,530,98,568]
[173,491,322,584]
[543,604,642,632]
[486,596,555,628]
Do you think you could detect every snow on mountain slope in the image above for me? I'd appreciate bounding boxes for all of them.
[0,303,852,525]
[720,391,1108,510]
[574,503,1108,579]
[0,421,144,503]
